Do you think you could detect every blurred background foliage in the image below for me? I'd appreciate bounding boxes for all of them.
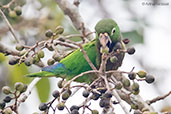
[0,0,170,113]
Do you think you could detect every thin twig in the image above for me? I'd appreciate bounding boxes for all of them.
[148,91,171,105]
[0,9,19,43]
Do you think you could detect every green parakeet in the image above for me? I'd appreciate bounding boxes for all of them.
[26,19,125,83]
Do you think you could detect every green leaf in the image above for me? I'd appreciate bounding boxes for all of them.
[0,53,6,63]
[36,78,50,102]
[8,63,30,86]
[122,30,144,46]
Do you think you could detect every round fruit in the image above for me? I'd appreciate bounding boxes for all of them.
[2,86,11,95]
[52,90,60,98]
[127,47,135,55]
[145,75,155,84]
[82,90,90,98]
[137,70,147,78]
[39,103,48,111]
[45,29,53,37]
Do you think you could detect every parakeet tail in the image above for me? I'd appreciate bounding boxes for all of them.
[26,71,55,77]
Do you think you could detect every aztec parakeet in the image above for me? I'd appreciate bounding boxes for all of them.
[26,19,125,83]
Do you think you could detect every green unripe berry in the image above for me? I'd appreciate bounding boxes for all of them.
[14,82,24,92]
[9,57,19,65]
[122,78,130,87]
[45,29,53,37]
[128,72,136,80]
[82,90,90,98]
[110,56,118,63]
[14,6,22,16]
[137,70,147,78]
[132,89,140,95]
[2,86,11,95]
[3,107,12,114]
[52,53,61,61]
[131,103,138,109]
[37,50,44,58]
[52,90,60,98]
[100,47,109,54]
[57,102,65,110]
[24,57,33,66]
[57,80,63,88]
[145,75,155,84]
[20,84,27,93]
[9,10,17,19]
[47,59,55,66]
[39,103,48,111]
[0,101,6,109]
[55,26,64,35]
[115,82,122,90]
[91,110,99,114]
[62,91,70,100]
[70,105,80,111]
[33,55,40,64]
[3,96,12,103]
[16,44,24,51]
[131,82,139,91]
[71,109,79,114]
[127,47,135,55]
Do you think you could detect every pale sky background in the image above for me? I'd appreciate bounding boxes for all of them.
[3,0,171,114]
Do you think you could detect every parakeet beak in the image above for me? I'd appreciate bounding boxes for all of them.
[99,33,112,47]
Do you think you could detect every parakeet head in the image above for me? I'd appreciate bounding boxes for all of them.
[95,19,121,48]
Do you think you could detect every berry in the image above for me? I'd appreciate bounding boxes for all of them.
[122,78,130,87]
[3,96,12,103]
[0,101,6,109]
[24,57,33,66]
[14,82,24,92]
[52,90,60,98]
[9,11,17,19]
[99,98,110,108]
[37,50,44,58]
[131,103,138,109]
[57,80,63,88]
[91,110,99,114]
[46,44,54,51]
[9,57,19,65]
[52,53,61,61]
[62,90,71,100]
[33,55,40,64]
[16,44,24,51]
[100,47,109,54]
[47,59,55,66]
[45,29,53,37]
[2,86,11,95]
[132,89,140,95]
[115,82,122,90]
[145,75,155,84]
[55,26,64,35]
[39,103,48,111]
[127,47,135,55]
[97,88,107,94]
[57,102,65,110]
[110,56,118,63]
[103,92,112,98]
[71,109,79,114]
[131,82,139,91]
[20,84,27,93]
[137,70,147,78]
[128,72,136,80]
[91,92,101,100]
[123,38,130,44]
[82,90,90,98]
[70,105,80,111]
[14,6,22,16]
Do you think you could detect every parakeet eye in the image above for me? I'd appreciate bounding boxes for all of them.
[111,28,116,35]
